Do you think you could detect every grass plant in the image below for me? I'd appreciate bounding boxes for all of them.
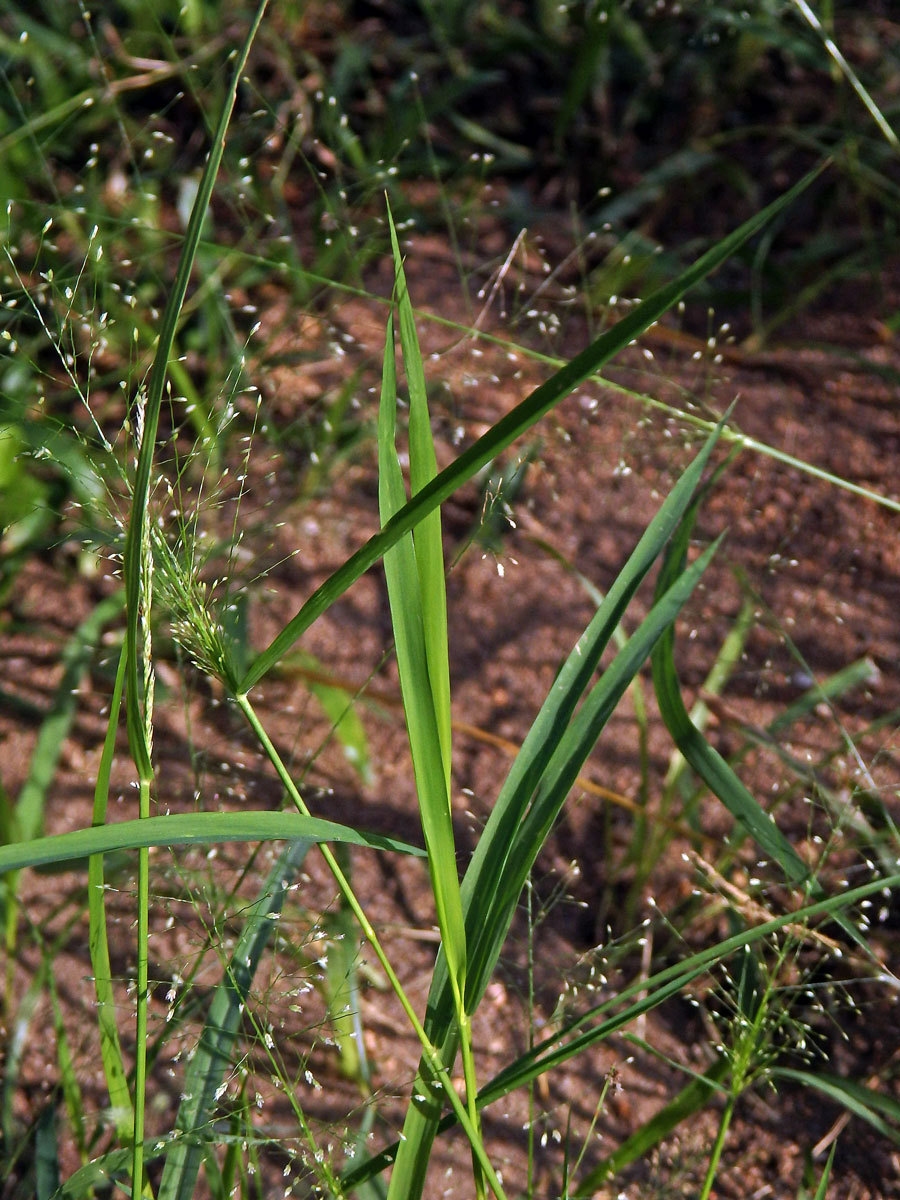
[1,4,899,1198]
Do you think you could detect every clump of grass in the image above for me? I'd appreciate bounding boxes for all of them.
[2,6,900,1200]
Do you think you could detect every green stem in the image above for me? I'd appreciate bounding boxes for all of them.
[699,1092,736,1200]
[457,1007,485,1200]
[131,780,151,1196]
[235,694,507,1200]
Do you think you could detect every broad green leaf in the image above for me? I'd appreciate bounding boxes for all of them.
[0,810,424,874]
[240,166,826,693]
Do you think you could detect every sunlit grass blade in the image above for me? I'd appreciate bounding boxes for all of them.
[377,311,466,979]
[58,1147,153,1199]
[388,204,452,792]
[377,296,490,1194]
[809,1142,837,1200]
[239,166,826,693]
[790,0,900,151]
[466,536,722,1008]
[158,840,311,1200]
[0,811,424,874]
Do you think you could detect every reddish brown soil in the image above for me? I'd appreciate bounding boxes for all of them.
[2,231,900,1199]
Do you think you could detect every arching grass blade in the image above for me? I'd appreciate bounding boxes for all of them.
[0,811,424,875]
[240,166,826,693]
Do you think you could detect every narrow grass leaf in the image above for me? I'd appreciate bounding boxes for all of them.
[387,205,453,792]
[772,1069,900,1146]
[466,536,722,1010]
[811,1143,837,1200]
[0,811,424,874]
[651,507,811,885]
[377,310,466,985]
[58,1147,154,1198]
[240,167,825,693]
[158,840,311,1200]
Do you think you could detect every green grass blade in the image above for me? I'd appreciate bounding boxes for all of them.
[810,1143,837,1200]
[379,234,493,1198]
[387,204,453,792]
[239,166,825,693]
[0,811,424,875]
[790,0,900,150]
[465,536,722,1011]
[88,641,134,1143]
[771,1069,900,1146]
[158,840,311,1200]
[651,508,811,886]
[58,1147,155,1198]
[377,310,466,984]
